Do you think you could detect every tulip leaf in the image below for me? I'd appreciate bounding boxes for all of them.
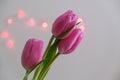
[43,35,55,59]
[45,40,58,61]
[38,39,59,79]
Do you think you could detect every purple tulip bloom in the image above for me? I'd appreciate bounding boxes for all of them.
[58,28,83,54]
[21,38,44,70]
[52,10,78,38]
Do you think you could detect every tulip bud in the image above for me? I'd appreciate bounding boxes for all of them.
[52,10,78,38]
[58,28,83,54]
[21,38,44,70]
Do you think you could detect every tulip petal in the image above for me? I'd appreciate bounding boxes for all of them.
[66,33,83,53]
[21,38,44,70]
[58,28,83,54]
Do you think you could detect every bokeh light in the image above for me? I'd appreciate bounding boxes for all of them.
[41,22,48,28]
[18,9,25,19]
[7,18,13,25]
[1,31,9,39]
[27,18,36,27]
[6,40,14,48]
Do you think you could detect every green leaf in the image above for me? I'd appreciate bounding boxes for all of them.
[38,39,59,79]
[45,40,58,62]
[38,53,60,80]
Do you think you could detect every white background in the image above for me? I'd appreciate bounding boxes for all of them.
[0,0,120,80]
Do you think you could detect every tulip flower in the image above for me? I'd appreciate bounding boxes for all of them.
[52,10,78,38]
[58,28,83,54]
[21,38,44,70]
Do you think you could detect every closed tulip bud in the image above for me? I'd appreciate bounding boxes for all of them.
[52,10,78,38]
[58,28,83,54]
[21,38,44,70]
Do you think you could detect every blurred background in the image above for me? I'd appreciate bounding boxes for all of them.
[0,0,120,80]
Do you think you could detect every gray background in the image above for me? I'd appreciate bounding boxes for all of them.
[0,0,120,80]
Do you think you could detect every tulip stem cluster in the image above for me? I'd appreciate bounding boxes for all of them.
[38,53,60,80]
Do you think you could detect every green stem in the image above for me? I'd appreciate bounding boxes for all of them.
[23,71,30,80]
[32,60,45,80]
[32,65,43,80]
[38,53,60,80]
[43,35,55,59]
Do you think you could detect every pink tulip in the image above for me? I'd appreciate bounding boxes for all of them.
[21,38,44,70]
[58,28,83,54]
[52,10,78,38]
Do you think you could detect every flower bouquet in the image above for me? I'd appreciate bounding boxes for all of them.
[21,10,84,80]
